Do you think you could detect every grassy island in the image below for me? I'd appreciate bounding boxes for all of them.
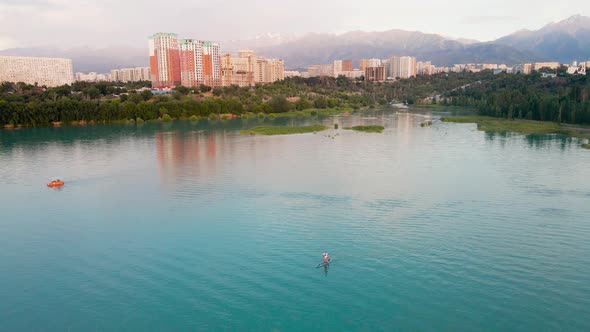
[442,116,590,150]
[267,107,353,118]
[241,125,328,136]
[441,116,568,135]
[345,125,385,133]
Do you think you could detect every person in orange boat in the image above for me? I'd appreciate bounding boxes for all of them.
[48,179,64,187]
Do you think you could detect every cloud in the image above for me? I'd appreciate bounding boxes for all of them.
[0,0,61,9]
[460,15,519,24]
[0,0,588,49]
[0,36,19,50]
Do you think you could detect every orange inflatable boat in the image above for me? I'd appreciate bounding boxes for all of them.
[47,180,65,187]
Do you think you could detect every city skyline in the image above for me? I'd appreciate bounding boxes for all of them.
[1,0,589,50]
[148,32,285,88]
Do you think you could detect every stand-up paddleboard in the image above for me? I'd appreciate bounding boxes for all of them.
[316,259,331,268]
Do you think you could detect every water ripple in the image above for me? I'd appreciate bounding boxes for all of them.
[1,113,589,330]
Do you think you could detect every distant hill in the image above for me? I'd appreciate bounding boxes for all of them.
[222,33,300,53]
[0,30,532,71]
[420,43,539,67]
[494,14,590,63]
[256,30,451,67]
[2,15,590,72]
[254,29,538,68]
[256,15,590,68]
[0,46,147,72]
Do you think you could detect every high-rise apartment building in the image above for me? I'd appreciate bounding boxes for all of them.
[239,50,255,58]
[255,58,284,84]
[76,72,109,82]
[270,59,285,82]
[221,54,233,87]
[307,64,334,77]
[135,67,151,81]
[149,33,181,86]
[333,60,343,77]
[202,41,221,87]
[388,56,417,79]
[533,62,560,70]
[512,63,533,74]
[333,60,354,77]
[179,39,204,87]
[221,51,256,87]
[341,70,364,79]
[417,61,436,76]
[364,66,386,82]
[150,33,222,87]
[110,67,151,82]
[342,60,353,72]
[221,51,283,87]
[284,71,301,78]
[359,58,381,71]
[359,59,367,71]
[0,56,73,87]
[480,64,498,70]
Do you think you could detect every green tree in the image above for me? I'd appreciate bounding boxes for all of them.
[267,95,290,113]
[141,89,153,101]
[83,87,101,100]
[174,86,190,95]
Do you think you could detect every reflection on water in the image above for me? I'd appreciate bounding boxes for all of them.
[1,110,583,156]
[482,130,579,150]
[155,131,227,181]
[1,109,590,331]
[524,133,577,150]
[1,110,587,191]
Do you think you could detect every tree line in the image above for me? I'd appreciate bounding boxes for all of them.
[5,70,588,127]
[0,77,384,127]
[443,71,590,125]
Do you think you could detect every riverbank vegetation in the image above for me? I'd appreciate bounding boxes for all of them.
[266,107,353,118]
[441,116,590,140]
[345,125,385,133]
[441,116,566,135]
[0,72,500,128]
[241,125,327,136]
[442,71,590,125]
[3,69,590,130]
[0,77,375,128]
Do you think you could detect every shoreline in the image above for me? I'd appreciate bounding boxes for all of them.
[240,125,328,136]
[441,116,590,147]
[1,107,359,130]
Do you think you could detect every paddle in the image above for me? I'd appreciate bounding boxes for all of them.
[316,259,332,268]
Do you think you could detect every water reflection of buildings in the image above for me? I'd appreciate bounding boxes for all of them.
[395,111,433,142]
[338,110,432,145]
[155,131,235,186]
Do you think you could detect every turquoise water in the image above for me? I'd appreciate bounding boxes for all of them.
[1,111,589,331]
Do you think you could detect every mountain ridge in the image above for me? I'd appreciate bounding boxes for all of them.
[494,14,590,63]
[1,15,589,72]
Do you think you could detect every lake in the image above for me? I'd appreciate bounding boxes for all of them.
[1,110,589,331]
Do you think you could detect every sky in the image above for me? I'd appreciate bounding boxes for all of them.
[0,0,589,50]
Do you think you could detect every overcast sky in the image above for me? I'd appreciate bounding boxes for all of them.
[1,0,588,50]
